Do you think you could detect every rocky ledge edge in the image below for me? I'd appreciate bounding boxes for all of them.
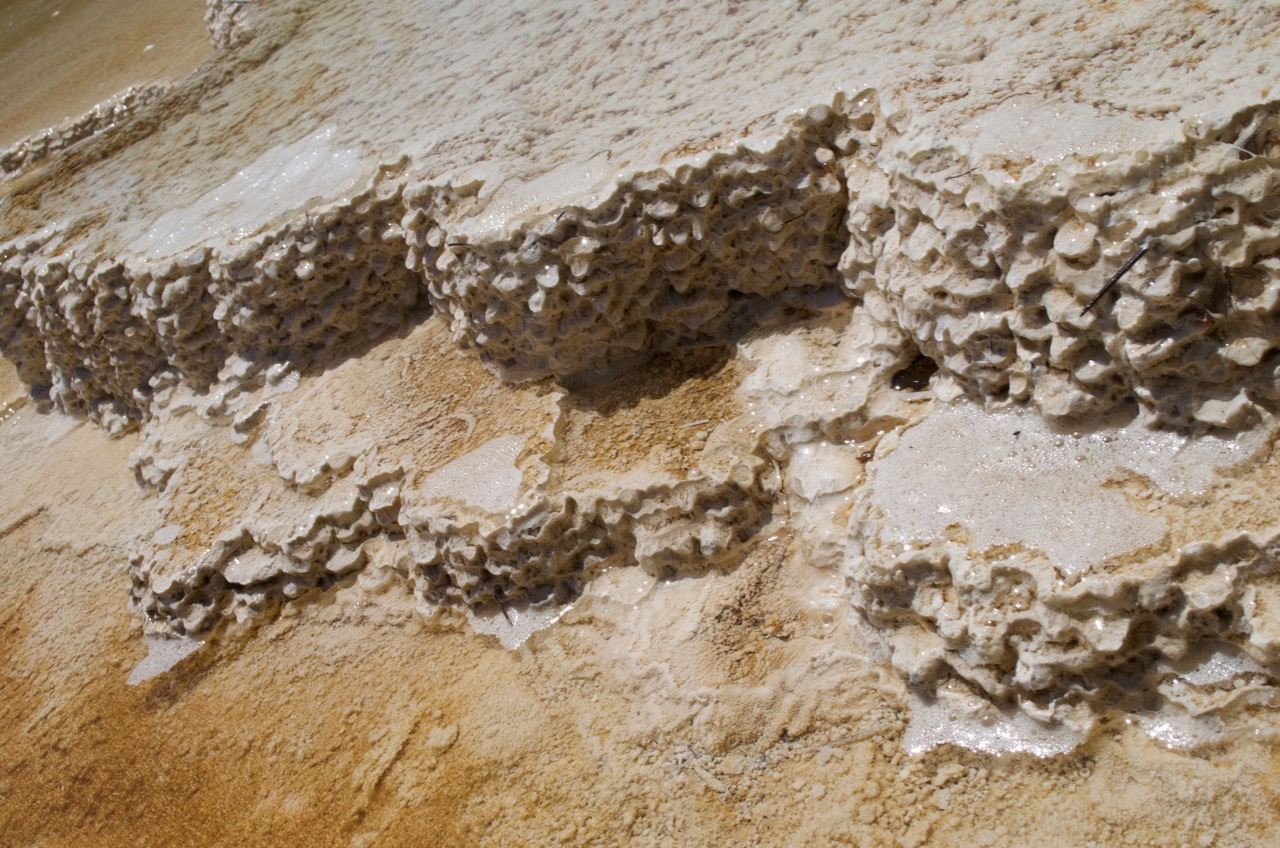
[2,91,1278,434]
[3,52,1280,752]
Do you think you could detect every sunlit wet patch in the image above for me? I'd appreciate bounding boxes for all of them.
[127,634,203,685]
[869,401,1264,577]
[126,126,371,261]
[455,155,615,242]
[0,397,27,427]
[416,435,527,517]
[850,399,1280,754]
[903,686,1086,758]
[465,600,573,650]
[1136,710,1226,751]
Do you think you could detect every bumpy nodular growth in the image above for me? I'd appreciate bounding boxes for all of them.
[4,0,1280,754]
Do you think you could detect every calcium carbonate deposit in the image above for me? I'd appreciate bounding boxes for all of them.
[6,0,1280,815]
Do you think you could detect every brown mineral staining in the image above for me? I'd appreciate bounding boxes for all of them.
[5,0,1280,842]
[3,401,1279,846]
[149,424,283,561]
[550,344,742,488]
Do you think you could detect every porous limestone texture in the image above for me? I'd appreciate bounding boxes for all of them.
[2,0,1279,431]
[125,316,780,637]
[0,165,419,431]
[721,311,1280,750]
[5,0,1280,760]
[18,384,1280,848]
[411,115,849,383]
[847,400,1280,748]
[843,101,1280,430]
[117,291,1280,751]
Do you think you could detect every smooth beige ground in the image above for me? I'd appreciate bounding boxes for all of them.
[0,0,209,148]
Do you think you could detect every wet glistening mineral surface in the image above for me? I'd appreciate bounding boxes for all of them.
[2,0,1280,844]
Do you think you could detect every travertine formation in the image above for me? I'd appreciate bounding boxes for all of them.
[847,400,1280,747]
[414,112,849,382]
[845,102,1280,429]
[0,166,418,431]
[4,0,1280,755]
[0,84,170,176]
[4,92,1279,430]
[126,315,780,638]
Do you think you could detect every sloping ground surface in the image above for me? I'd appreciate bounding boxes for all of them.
[0,0,209,161]
[4,0,1280,844]
[2,353,1280,846]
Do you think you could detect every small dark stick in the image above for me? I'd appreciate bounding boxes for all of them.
[1082,243,1149,315]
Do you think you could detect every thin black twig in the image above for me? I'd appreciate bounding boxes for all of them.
[1082,242,1150,315]
[800,726,887,751]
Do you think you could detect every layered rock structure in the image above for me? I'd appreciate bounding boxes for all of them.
[3,0,1280,753]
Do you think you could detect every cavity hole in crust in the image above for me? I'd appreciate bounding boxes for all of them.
[891,352,938,392]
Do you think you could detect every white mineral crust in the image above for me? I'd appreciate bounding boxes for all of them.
[2,0,1279,753]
